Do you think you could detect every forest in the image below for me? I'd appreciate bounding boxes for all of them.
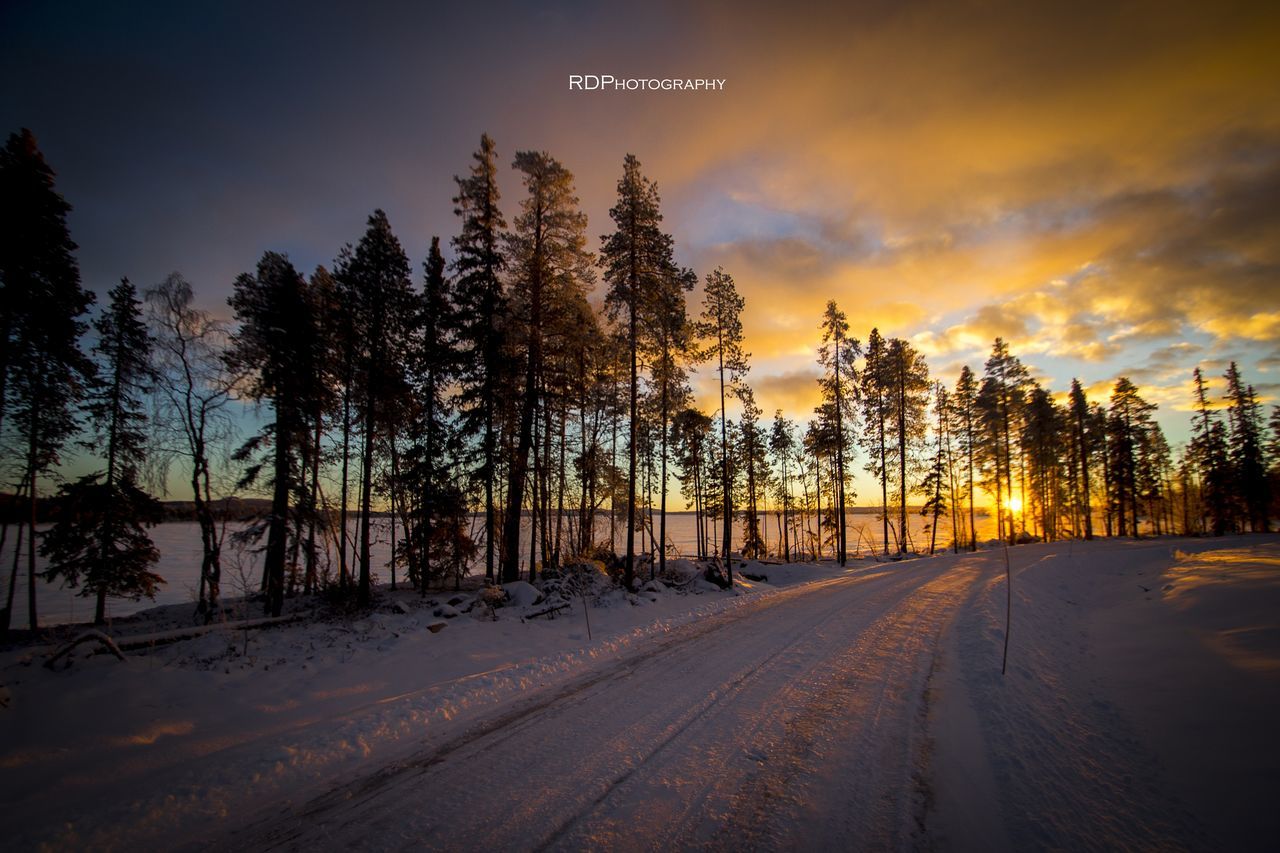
[1,128,1276,632]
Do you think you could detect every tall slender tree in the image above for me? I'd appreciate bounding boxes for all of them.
[0,129,94,632]
[672,406,713,559]
[1107,377,1155,537]
[1224,362,1270,532]
[451,134,508,582]
[1022,383,1063,540]
[859,329,891,554]
[500,151,594,584]
[697,267,748,584]
[1190,367,1231,534]
[979,338,1029,544]
[736,386,770,559]
[920,382,950,555]
[600,155,687,586]
[952,365,979,550]
[403,237,474,590]
[884,338,929,553]
[647,264,694,579]
[769,411,798,561]
[42,279,161,624]
[146,273,240,617]
[227,252,318,616]
[339,211,418,605]
[1068,379,1094,540]
[816,301,859,565]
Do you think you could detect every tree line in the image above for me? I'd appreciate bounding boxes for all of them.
[1,128,1276,631]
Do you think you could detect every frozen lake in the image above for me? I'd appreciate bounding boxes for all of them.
[1,508,997,627]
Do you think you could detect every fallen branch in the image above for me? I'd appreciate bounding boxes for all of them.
[116,612,310,651]
[523,602,571,621]
[45,630,126,669]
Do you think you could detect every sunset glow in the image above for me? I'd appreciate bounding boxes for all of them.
[1,3,1275,482]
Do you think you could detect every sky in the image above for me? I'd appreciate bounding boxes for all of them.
[3,0,1279,503]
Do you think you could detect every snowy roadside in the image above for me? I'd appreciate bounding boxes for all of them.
[925,535,1280,851]
[0,556,859,850]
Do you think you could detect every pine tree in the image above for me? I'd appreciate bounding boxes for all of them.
[1268,405,1280,480]
[647,264,694,578]
[339,211,418,605]
[0,129,85,435]
[227,252,319,616]
[1107,377,1156,537]
[816,301,859,565]
[300,266,340,594]
[1191,367,1232,534]
[673,407,713,559]
[859,329,891,554]
[1068,379,1094,539]
[501,151,594,585]
[402,237,473,591]
[696,267,749,585]
[806,406,840,557]
[736,386,770,559]
[1089,402,1114,536]
[570,326,614,557]
[1022,383,1063,541]
[0,129,95,632]
[451,134,508,582]
[600,155,689,586]
[885,338,929,553]
[768,411,798,561]
[1136,422,1173,534]
[43,279,161,623]
[979,338,1029,543]
[920,382,949,554]
[326,246,359,587]
[951,365,979,550]
[1224,362,1270,532]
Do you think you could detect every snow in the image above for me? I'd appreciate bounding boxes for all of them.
[927,536,1280,850]
[1,536,1277,850]
[499,580,543,608]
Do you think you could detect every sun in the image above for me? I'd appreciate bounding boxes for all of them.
[1005,497,1023,514]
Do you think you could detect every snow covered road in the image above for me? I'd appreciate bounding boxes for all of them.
[6,537,1277,851]
[233,561,976,851]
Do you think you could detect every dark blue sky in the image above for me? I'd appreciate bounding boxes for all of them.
[1,0,716,311]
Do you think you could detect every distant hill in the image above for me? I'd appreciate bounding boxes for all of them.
[0,493,275,524]
[159,497,275,521]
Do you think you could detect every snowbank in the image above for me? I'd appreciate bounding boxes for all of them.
[927,535,1280,850]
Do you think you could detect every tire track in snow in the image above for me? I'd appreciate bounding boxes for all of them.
[700,562,980,851]
[236,561,977,851]
[240,572,882,850]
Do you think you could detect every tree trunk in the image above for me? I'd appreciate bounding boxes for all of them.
[503,383,536,584]
[625,293,638,591]
[305,407,322,593]
[718,337,733,585]
[27,422,39,631]
[266,409,291,617]
[833,336,846,566]
[659,371,669,578]
[878,407,889,555]
[357,385,375,606]
[339,386,352,588]
[897,374,908,554]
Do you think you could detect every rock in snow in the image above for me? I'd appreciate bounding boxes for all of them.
[501,581,543,608]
